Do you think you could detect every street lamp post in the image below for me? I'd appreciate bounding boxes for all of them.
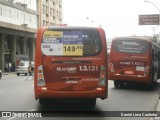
[144,0,160,13]
[144,0,160,45]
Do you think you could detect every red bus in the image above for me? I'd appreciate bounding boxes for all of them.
[34,26,108,107]
[108,37,160,88]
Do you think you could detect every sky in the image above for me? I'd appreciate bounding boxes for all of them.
[62,0,160,38]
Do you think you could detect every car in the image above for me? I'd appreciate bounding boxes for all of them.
[0,69,2,80]
[16,61,30,76]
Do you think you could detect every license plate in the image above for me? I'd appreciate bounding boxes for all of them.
[136,66,144,71]
[124,71,134,74]
[66,80,79,84]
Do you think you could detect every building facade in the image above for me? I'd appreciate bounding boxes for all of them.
[0,0,63,72]
[38,0,62,27]
[0,0,38,72]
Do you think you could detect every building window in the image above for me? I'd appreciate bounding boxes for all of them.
[9,10,12,18]
[53,9,55,16]
[42,20,49,26]
[42,5,45,14]
[14,11,18,20]
[6,9,12,18]
[30,16,32,23]
[46,13,48,17]
[43,20,45,26]
[57,10,59,19]
[42,5,47,14]
[22,14,25,23]
[50,8,52,16]
[46,21,49,26]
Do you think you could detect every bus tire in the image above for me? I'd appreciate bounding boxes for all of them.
[85,98,96,108]
[0,73,2,80]
[114,81,124,88]
[147,83,154,90]
[148,72,155,90]
[39,98,48,105]
[148,81,157,90]
[17,73,20,76]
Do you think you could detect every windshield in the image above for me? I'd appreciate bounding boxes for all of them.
[113,39,148,54]
[41,30,102,56]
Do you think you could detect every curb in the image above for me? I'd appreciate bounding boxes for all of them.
[153,95,160,120]
[3,72,16,75]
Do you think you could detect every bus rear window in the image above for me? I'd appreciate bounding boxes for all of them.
[41,30,102,56]
[113,39,148,53]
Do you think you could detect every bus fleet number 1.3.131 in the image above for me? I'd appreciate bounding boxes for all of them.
[79,66,99,71]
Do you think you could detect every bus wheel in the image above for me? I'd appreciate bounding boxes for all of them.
[148,73,155,90]
[114,81,125,88]
[0,73,2,80]
[39,98,48,105]
[85,98,96,108]
[17,73,20,76]
[148,81,157,90]
[154,80,158,86]
[147,83,154,90]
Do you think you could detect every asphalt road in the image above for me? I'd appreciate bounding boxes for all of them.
[0,73,160,120]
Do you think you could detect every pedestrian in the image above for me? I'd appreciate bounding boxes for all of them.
[5,63,9,74]
[26,62,34,80]
[31,64,34,77]
[12,62,16,72]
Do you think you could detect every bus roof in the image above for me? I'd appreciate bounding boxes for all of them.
[113,37,149,41]
[44,26,101,31]
[112,37,160,47]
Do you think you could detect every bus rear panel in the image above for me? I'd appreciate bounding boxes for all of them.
[108,37,159,88]
[34,27,108,105]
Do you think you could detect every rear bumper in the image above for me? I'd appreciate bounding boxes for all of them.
[16,69,28,74]
[109,73,150,84]
[35,87,107,100]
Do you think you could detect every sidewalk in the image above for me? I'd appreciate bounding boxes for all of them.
[153,80,160,120]
[153,95,160,120]
[3,72,16,75]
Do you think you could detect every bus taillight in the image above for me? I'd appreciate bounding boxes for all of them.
[98,66,106,86]
[109,63,114,72]
[38,65,45,86]
[144,66,150,74]
[100,70,105,79]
